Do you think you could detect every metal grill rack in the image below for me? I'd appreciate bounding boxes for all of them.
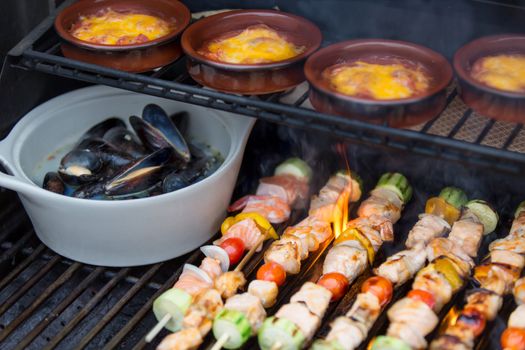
[7,0,525,175]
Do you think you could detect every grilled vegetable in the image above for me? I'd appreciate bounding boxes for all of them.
[434,257,464,292]
[465,199,499,234]
[407,289,436,310]
[274,157,312,181]
[335,227,375,265]
[317,272,349,302]
[439,187,468,209]
[201,245,230,272]
[426,197,460,226]
[153,288,192,332]
[370,335,412,350]
[221,216,237,234]
[219,237,245,265]
[361,276,393,307]
[376,172,412,204]
[258,316,306,350]
[213,309,252,349]
[501,327,525,350]
[234,212,278,239]
[257,262,287,287]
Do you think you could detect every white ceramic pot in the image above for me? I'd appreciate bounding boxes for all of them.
[0,86,254,266]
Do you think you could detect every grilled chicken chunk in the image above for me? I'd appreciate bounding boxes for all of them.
[224,293,266,333]
[248,280,278,308]
[295,216,332,243]
[345,291,381,332]
[284,226,320,252]
[474,263,516,295]
[264,240,301,274]
[426,237,474,277]
[412,266,453,311]
[508,304,525,328]
[387,297,439,335]
[156,328,202,350]
[489,235,525,254]
[214,270,246,299]
[514,277,525,305]
[448,219,484,258]
[490,250,525,270]
[280,234,308,260]
[406,213,450,248]
[348,214,394,243]
[182,289,223,334]
[510,212,525,237]
[465,289,503,321]
[375,245,427,285]
[326,317,366,350]
[322,244,367,282]
[387,321,428,349]
[357,194,401,223]
[290,282,332,317]
[429,335,470,350]
[275,302,320,340]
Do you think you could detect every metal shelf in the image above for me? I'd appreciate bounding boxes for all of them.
[7,0,525,174]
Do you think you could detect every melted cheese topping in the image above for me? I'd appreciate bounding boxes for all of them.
[471,54,525,93]
[70,9,174,45]
[199,25,304,64]
[325,61,431,100]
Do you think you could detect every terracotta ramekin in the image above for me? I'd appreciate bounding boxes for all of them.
[54,0,191,73]
[181,10,322,95]
[304,39,453,128]
[454,34,525,123]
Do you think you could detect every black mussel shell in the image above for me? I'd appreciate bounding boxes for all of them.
[104,148,173,197]
[169,111,189,136]
[162,155,221,193]
[42,172,65,194]
[58,149,104,186]
[75,137,107,152]
[77,118,126,143]
[72,181,107,200]
[138,104,191,162]
[103,126,147,158]
[162,171,192,193]
[95,143,134,169]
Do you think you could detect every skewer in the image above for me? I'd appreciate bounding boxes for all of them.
[145,233,267,343]
[210,333,230,350]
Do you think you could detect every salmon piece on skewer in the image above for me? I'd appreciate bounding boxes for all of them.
[174,269,213,296]
[214,218,263,251]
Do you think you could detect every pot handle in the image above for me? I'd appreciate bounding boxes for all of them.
[0,136,41,197]
[228,116,256,149]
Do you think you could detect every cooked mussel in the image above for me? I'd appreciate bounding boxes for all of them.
[162,154,221,193]
[105,148,173,197]
[43,172,65,195]
[170,111,189,136]
[131,104,191,162]
[77,117,126,143]
[58,149,104,186]
[103,126,147,158]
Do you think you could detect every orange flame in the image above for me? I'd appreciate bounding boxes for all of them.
[439,306,460,333]
[333,142,352,238]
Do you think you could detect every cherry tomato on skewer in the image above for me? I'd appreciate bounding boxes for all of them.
[501,327,525,350]
[257,262,286,286]
[219,237,245,265]
[317,272,349,301]
[361,276,393,307]
[408,289,436,310]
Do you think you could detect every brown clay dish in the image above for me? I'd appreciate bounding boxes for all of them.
[181,10,323,95]
[454,34,525,123]
[54,0,191,73]
[304,39,453,128]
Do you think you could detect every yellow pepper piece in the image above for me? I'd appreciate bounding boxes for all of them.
[335,227,375,265]
[221,216,237,235]
[425,197,461,226]
[433,257,463,292]
[234,212,278,240]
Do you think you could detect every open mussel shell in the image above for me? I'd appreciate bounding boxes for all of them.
[58,149,104,186]
[132,104,191,162]
[72,181,107,200]
[105,148,173,197]
[43,172,66,195]
[169,111,189,136]
[162,154,221,193]
[103,126,148,158]
[77,118,126,143]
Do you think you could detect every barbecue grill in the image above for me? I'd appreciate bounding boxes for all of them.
[1,0,525,349]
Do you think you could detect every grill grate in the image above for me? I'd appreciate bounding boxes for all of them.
[6,0,525,175]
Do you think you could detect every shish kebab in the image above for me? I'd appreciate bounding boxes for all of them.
[254,173,413,350]
[312,187,468,350]
[368,198,498,350]
[205,169,362,350]
[156,167,362,349]
[144,158,312,344]
[431,201,525,350]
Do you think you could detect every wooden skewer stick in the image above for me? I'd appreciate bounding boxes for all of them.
[211,333,230,350]
[145,314,171,343]
[234,234,266,272]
